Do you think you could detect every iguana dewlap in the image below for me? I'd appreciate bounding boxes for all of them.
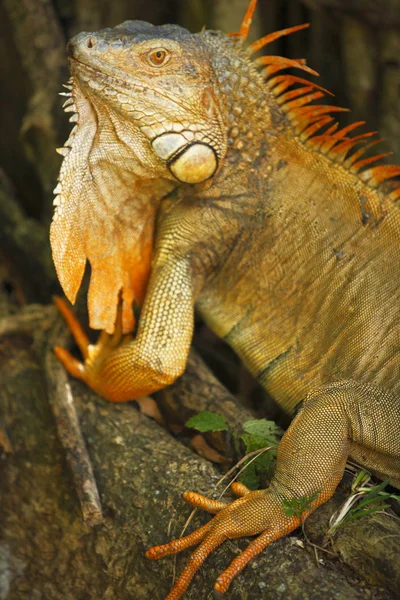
[51,0,400,598]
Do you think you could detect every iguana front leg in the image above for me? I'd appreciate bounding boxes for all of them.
[147,380,400,599]
[54,258,195,402]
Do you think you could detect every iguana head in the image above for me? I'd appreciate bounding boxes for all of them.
[68,21,228,184]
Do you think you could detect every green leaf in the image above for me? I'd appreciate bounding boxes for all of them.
[355,479,391,510]
[387,493,400,503]
[350,505,391,521]
[242,419,282,443]
[282,491,320,518]
[352,469,370,491]
[237,419,282,491]
[185,411,228,433]
[238,462,261,490]
[241,432,271,452]
[241,434,276,470]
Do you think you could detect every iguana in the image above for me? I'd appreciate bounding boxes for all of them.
[51,0,400,598]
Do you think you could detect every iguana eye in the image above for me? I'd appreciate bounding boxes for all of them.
[147,49,169,67]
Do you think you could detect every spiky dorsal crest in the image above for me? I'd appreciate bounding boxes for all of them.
[228,0,258,43]
[231,0,400,202]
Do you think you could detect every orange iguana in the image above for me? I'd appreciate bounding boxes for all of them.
[51,0,400,598]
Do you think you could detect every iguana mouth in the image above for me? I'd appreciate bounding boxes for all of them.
[69,57,146,94]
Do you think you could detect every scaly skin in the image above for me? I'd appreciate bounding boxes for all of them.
[52,1,400,597]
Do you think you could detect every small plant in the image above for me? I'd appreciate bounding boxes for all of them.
[185,412,282,490]
[282,491,320,519]
[328,469,400,535]
[239,419,282,489]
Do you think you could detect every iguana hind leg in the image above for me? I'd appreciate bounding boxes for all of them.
[147,380,400,599]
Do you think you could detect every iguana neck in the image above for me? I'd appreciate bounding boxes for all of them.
[50,81,175,334]
[199,31,277,177]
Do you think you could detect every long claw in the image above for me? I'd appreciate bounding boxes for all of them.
[183,491,228,514]
[54,345,85,379]
[146,521,212,560]
[54,296,90,358]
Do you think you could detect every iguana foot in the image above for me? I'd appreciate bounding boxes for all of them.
[146,482,305,599]
[53,296,130,400]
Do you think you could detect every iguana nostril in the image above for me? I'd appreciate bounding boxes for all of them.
[87,37,95,49]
